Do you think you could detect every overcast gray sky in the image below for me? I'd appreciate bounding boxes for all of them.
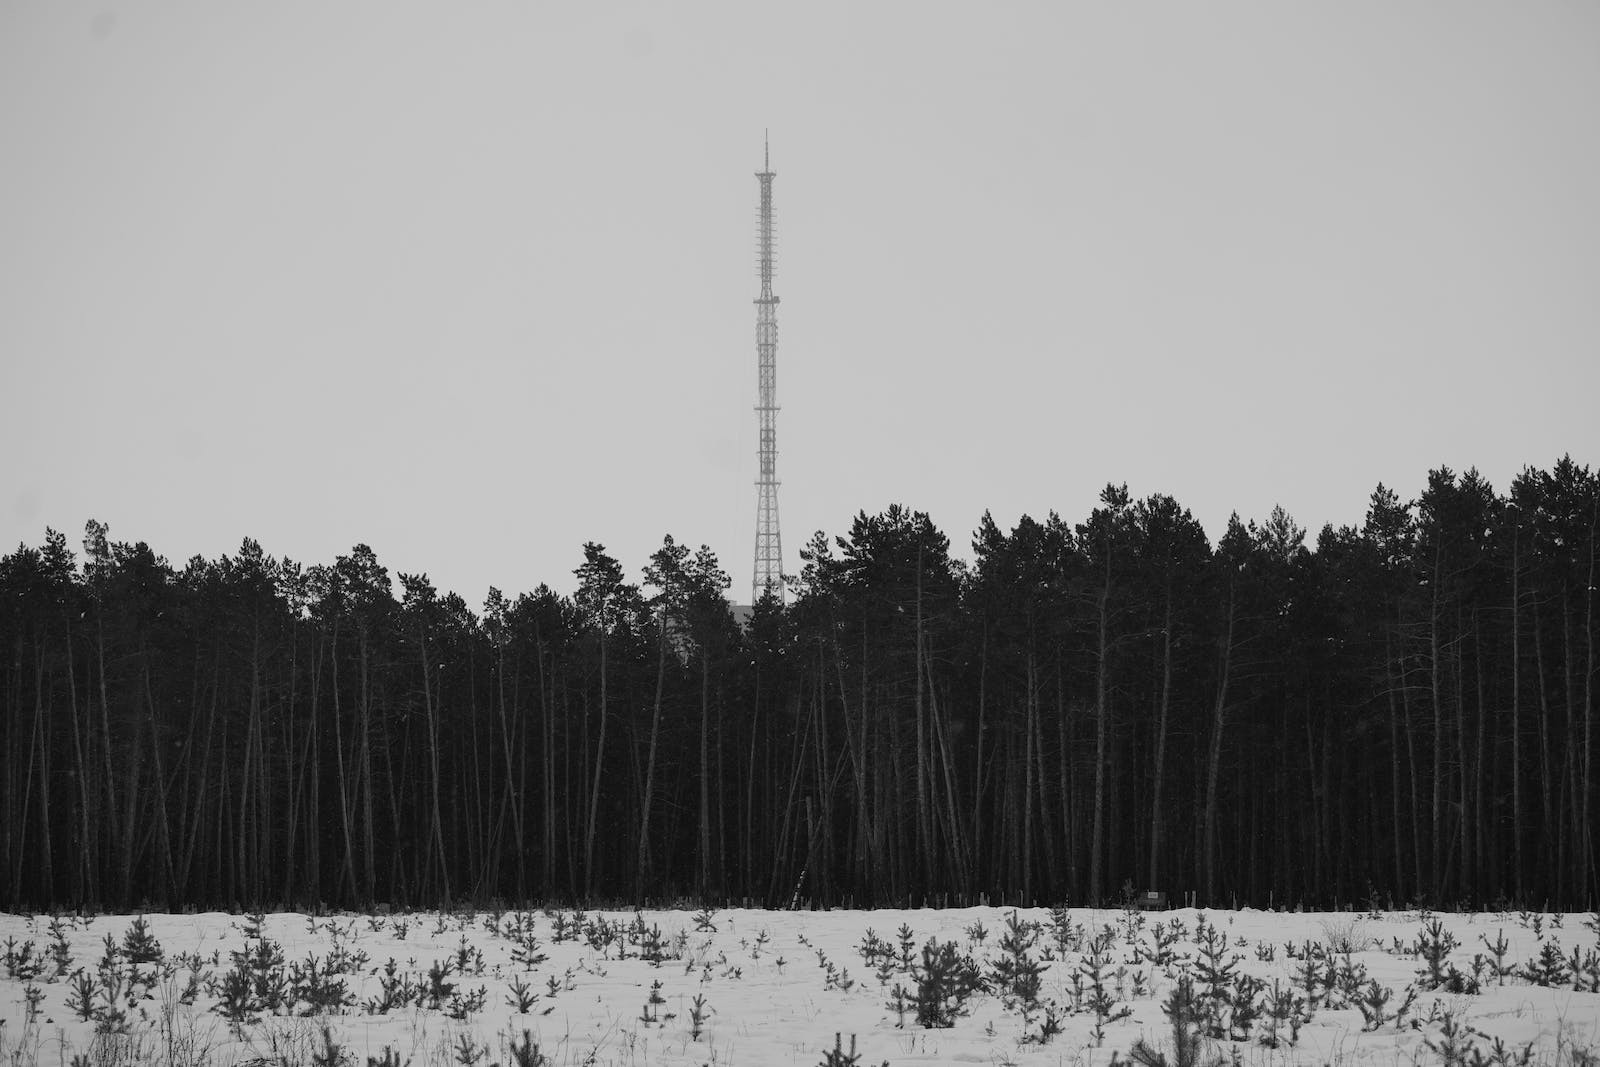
[4,2,1597,605]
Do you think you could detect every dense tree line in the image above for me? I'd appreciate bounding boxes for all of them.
[2,458,1596,911]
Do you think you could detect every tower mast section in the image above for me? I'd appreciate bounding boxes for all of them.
[752,134,784,604]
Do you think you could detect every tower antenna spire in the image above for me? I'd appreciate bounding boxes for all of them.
[752,136,784,604]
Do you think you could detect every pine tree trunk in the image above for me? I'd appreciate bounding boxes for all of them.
[1385,630,1406,901]
[418,630,451,904]
[538,637,553,894]
[358,630,377,905]
[972,623,987,890]
[494,640,524,897]
[1583,496,1597,905]
[915,552,934,891]
[1533,595,1555,899]
[830,637,869,888]
[584,633,608,899]
[1565,593,1578,904]
[1149,600,1173,890]
[1058,659,1074,896]
[1091,581,1109,905]
[699,656,712,896]
[1430,548,1444,898]
[745,663,762,897]
[716,675,727,897]
[1023,649,1036,901]
[1457,605,1470,897]
[1512,529,1523,898]
[928,665,969,896]
[140,662,176,902]
[1032,664,1056,897]
[638,608,669,897]
[94,617,122,899]
[1203,584,1235,906]
[64,621,95,904]
[327,626,358,903]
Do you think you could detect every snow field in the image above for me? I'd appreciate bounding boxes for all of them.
[2,906,1599,1066]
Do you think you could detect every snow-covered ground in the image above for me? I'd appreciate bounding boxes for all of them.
[2,905,1598,1066]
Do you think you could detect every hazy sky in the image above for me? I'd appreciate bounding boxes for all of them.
[4,3,1597,606]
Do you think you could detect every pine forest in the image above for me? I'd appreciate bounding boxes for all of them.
[1,458,1596,914]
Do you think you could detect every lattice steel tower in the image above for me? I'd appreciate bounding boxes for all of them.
[752,136,784,604]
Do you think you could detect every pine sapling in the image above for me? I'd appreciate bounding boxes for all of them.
[311,1026,346,1067]
[1067,968,1087,1014]
[824,962,856,991]
[66,968,99,1022]
[1332,951,1371,1006]
[1521,941,1572,987]
[423,959,457,1010]
[1022,1003,1065,1046]
[858,929,892,972]
[1415,919,1460,990]
[1226,973,1264,1042]
[1050,906,1084,957]
[639,978,666,1026]
[816,1032,888,1067]
[1569,943,1600,992]
[444,984,488,1021]
[1423,1009,1474,1067]
[1475,1033,1536,1067]
[817,1033,860,1067]
[1078,931,1134,1046]
[888,983,911,1028]
[1260,979,1307,1049]
[452,1032,485,1066]
[1139,921,1183,969]
[505,974,539,1013]
[503,1030,550,1067]
[988,910,1045,1012]
[910,939,985,1028]
[1193,919,1240,1037]
[1127,975,1204,1067]
[1354,979,1414,1032]
[1294,942,1324,1011]
[1480,930,1514,985]
[47,917,74,978]
[895,925,918,973]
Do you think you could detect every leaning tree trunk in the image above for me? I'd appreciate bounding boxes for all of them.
[417,629,451,905]
[493,638,525,898]
[637,606,670,899]
[1203,584,1236,906]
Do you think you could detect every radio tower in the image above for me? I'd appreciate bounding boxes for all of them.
[752,134,784,604]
